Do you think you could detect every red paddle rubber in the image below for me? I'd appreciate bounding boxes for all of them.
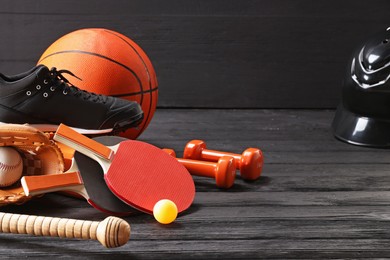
[105,143,195,214]
[183,140,263,181]
[163,148,235,189]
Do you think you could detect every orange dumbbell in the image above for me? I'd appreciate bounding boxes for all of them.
[163,148,236,189]
[183,140,263,181]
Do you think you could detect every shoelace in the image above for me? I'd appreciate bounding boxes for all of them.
[48,68,108,103]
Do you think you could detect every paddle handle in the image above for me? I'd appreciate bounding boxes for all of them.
[0,212,130,248]
[54,124,114,160]
[21,172,83,196]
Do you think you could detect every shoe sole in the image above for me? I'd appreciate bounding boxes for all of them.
[0,112,144,135]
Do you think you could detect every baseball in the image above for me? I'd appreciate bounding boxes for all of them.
[0,147,23,187]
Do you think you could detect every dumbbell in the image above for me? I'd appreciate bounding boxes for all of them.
[183,140,263,181]
[163,148,236,189]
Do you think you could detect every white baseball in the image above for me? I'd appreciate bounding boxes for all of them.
[0,147,23,187]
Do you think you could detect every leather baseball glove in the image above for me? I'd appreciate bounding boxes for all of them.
[0,124,64,206]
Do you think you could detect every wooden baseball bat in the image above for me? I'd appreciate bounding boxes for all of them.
[0,212,130,248]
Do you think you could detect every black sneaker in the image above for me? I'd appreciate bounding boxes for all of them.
[0,65,143,134]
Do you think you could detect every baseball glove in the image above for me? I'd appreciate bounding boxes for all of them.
[0,124,64,206]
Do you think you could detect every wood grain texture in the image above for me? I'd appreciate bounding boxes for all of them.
[0,0,389,108]
[0,109,386,258]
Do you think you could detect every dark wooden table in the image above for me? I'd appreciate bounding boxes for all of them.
[1,109,390,259]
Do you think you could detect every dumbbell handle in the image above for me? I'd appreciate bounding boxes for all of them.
[175,158,220,178]
[0,212,130,248]
[199,150,241,167]
[163,148,218,178]
[163,149,235,188]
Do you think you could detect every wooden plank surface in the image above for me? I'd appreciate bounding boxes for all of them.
[0,0,389,108]
[0,109,388,258]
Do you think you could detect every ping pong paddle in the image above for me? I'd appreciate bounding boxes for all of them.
[53,124,195,215]
[21,150,138,216]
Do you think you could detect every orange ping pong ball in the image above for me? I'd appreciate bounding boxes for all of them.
[153,199,178,224]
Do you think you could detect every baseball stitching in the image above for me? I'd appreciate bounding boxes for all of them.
[0,155,22,187]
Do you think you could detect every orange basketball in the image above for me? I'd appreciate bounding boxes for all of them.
[37,28,158,139]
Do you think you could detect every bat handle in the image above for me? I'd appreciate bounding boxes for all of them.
[0,212,130,248]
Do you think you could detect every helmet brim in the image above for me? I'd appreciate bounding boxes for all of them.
[332,104,390,148]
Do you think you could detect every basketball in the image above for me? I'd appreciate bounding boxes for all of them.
[37,28,158,139]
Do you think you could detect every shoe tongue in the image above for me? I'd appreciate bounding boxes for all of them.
[34,65,50,77]
[19,65,50,86]
[13,65,49,90]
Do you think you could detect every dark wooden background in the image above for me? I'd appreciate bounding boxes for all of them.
[1,0,389,108]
